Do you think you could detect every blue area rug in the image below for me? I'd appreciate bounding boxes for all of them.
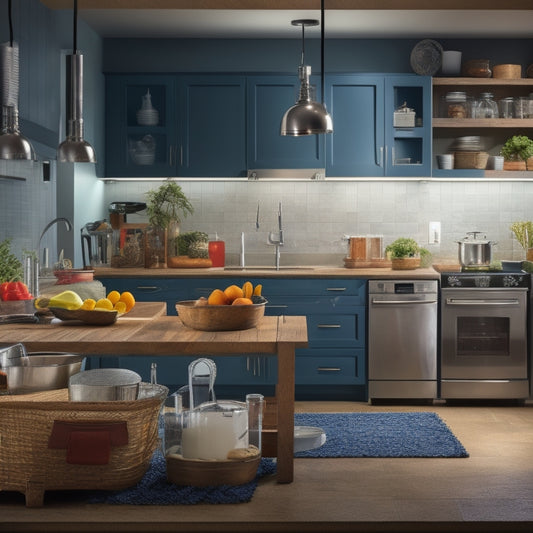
[294,411,469,458]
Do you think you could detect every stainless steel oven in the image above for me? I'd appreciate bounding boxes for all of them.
[440,272,529,399]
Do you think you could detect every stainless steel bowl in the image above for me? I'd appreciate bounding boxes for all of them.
[68,368,141,402]
[4,352,85,394]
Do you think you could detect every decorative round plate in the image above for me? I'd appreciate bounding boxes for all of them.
[410,39,443,76]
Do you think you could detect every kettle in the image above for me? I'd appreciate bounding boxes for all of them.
[81,221,113,268]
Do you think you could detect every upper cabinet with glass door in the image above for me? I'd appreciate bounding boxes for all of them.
[105,74,247,177]
[106,75,177,177]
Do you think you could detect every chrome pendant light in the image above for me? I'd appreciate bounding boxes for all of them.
[57,0,96,163]
[280,0,332,136]
[0,0,35,160]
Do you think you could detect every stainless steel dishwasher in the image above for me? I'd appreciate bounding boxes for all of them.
[368,280,438,401]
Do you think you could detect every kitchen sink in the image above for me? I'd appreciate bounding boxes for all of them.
[223,266,315,271]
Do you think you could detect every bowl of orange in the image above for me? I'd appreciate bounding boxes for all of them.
[176,284,267,331]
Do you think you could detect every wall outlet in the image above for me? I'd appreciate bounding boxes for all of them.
[428,221,441,244]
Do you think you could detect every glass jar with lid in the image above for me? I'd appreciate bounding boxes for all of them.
[441,91,467,118]
[475,92,499,119]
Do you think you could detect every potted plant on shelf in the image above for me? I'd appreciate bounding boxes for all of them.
[501,135,533,171]
[385,237,429,270]
[510,221,533,262]
[145,181,194,268]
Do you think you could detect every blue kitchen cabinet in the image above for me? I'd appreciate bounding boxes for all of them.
[97,276,367,400]
[325,74,431,177]
[246,76,325,170]
[105,75,177,177]
[105,74,247,177]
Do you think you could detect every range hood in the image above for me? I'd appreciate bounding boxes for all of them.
[247,168,325,180]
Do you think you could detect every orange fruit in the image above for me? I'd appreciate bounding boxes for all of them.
[95,298,114,310]
[232,297,253,306]
[242,281,253,299]
[113,301,127,314]
[208,289,229,305]
[80,298,96,311]
[224,284,244,303]
[119,291,136,312]
[253,284,262,296]
[107,290,121,305]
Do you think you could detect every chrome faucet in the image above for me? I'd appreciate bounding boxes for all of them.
[38,217,72,275]
[267,202,284,270]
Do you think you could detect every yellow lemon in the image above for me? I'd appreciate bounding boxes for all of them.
[80,298,96,311]
[253,284,262,296]
[113,301,127,314]
[95,298,114,311]
[107,290,121,305]
[242,281,253,300]
[119,291,136,312]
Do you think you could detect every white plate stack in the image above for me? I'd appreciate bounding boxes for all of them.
[136,89,159,126]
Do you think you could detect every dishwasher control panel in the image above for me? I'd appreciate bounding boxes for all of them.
[368,280,438,294]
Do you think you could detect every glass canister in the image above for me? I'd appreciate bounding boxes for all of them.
[475,92,499,118]
[499,97,515,118]
[441,92,467,118]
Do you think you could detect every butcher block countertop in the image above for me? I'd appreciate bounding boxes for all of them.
[94,266,440,280]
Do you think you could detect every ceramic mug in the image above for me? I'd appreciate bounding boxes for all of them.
[436,154,454,170]
[441,51,462,76]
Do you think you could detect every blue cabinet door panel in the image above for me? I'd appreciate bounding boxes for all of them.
[179,76,247,177]
[306,313,365,347]
[326,75,385,177]
[247,76,324,169]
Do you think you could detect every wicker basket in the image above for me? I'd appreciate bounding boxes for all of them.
[493,64,522,79]
[0,384,167,507]
[391,257,421,270]
[454,151,489,170]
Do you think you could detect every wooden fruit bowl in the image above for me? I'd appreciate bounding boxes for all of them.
[175,300,266,331]
[48,307,119,326]
[166,452,261,487]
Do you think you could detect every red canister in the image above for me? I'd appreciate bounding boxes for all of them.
[208,239,225,267]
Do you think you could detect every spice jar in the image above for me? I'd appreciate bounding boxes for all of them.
[442,92,467,118]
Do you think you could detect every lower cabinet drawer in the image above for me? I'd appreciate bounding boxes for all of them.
[296,351,365,385]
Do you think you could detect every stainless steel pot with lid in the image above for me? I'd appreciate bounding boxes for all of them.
[457,231,496,268]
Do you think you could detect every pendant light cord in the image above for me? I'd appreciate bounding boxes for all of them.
[8,0,13,47]
[300,23,305,67]
[73,0,78,54]
[321,0,325,106]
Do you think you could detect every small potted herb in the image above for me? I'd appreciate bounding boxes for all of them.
[385,237,429,270]
[510,221,533,261]
[501,135,533,171]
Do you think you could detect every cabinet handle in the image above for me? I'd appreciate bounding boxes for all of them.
[267,304,288,309]
[377,146,384,167]
[169,145,174,166]
[180,145,183,166]
[136,286,161,292]
[317,324,341,328]
[317,367,341,372]
[326,287,347,292]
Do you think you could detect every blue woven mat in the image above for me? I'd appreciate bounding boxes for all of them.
[294,411,469,458]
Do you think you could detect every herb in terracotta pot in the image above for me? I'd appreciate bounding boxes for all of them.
[510,221,533,261]
[501,135,533,170]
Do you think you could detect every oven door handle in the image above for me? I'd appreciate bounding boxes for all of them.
[445,298,521,306]
[371,299,437,305]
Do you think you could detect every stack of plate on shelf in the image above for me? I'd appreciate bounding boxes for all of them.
[129,134,156,165]
[451,136,488,169]
[451,136,483,151]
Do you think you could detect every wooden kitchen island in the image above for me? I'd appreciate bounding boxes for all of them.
[0,303,308,485]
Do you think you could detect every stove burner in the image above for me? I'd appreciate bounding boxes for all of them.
[440,270,530,289]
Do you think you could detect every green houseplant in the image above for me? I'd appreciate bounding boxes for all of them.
[145,181,194,267]
[501,135,533,170]
[385,237,429,270]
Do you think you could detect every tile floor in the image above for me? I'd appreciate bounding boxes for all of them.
[1,401,533,532]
